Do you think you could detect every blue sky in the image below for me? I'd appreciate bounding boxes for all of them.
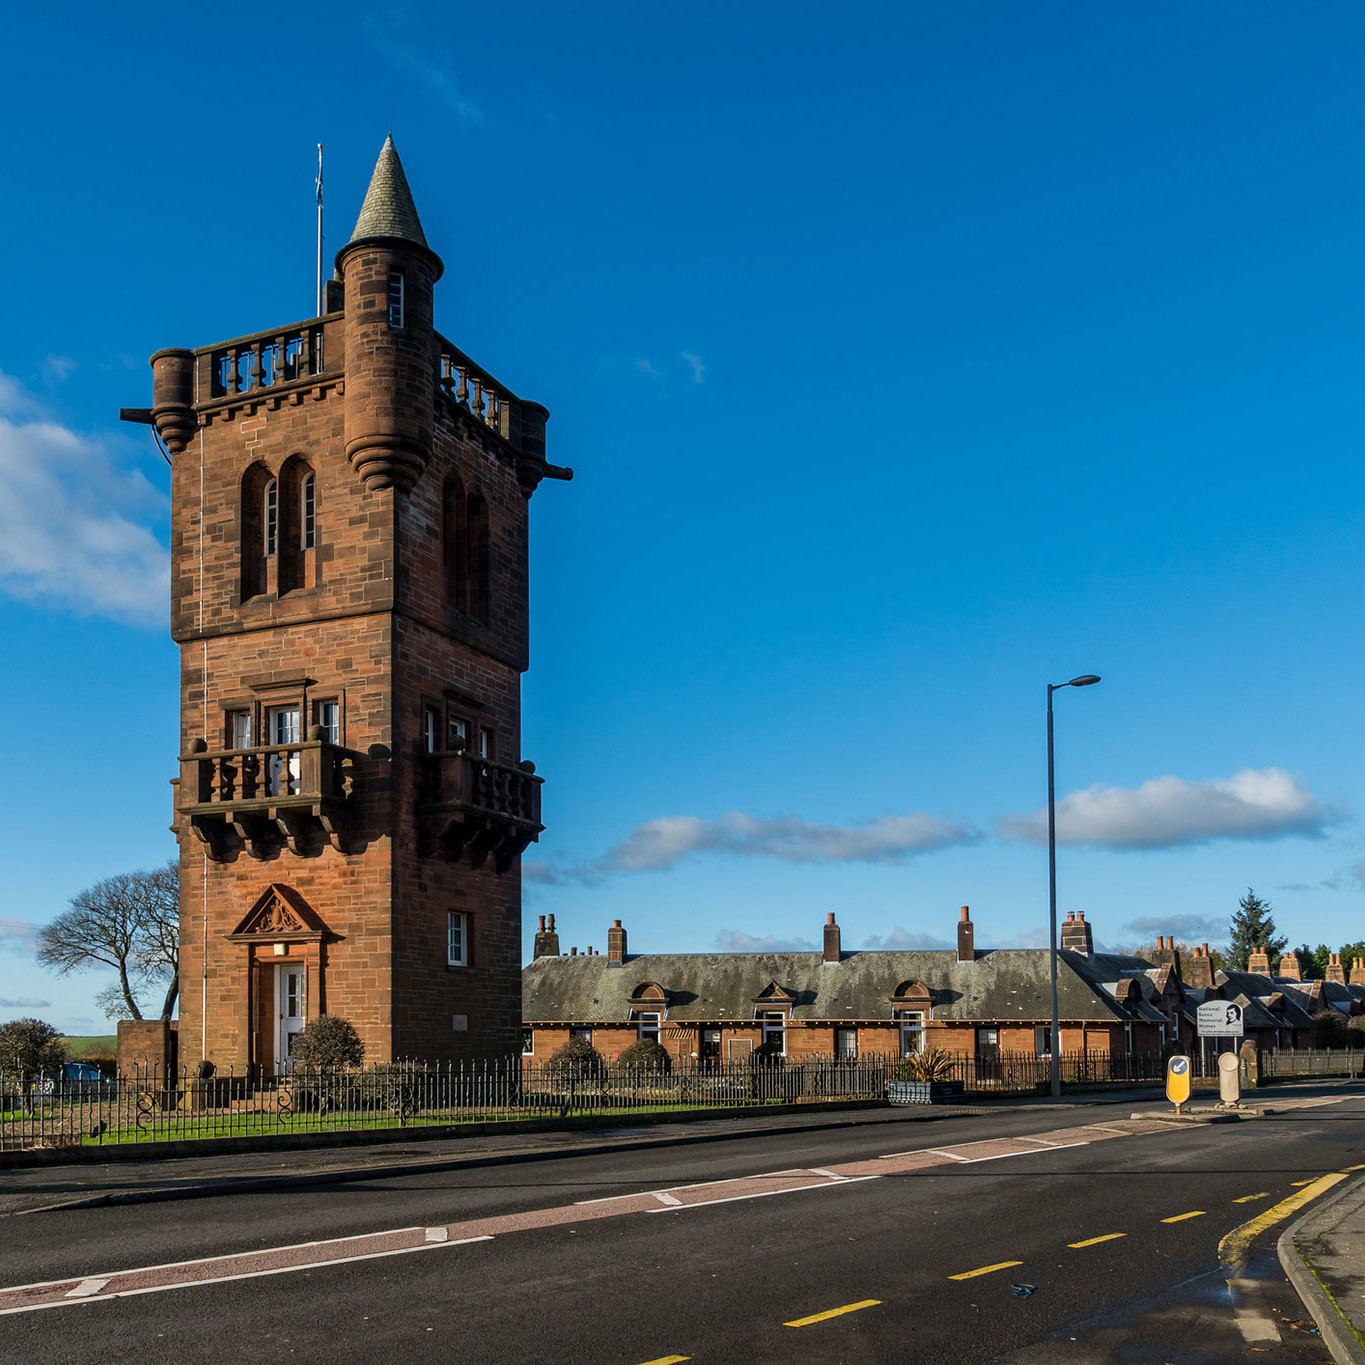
[3,2,1365,1032]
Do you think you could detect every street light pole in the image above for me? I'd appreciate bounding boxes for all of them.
[1047,673,1101,1099]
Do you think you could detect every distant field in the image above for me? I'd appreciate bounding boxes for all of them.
[62,1035,116,1057]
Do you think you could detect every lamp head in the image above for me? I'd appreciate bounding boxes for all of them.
[1068,674,1101,687]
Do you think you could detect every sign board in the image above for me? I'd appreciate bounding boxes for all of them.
[1166,1054,1191,1110]
[1197,1001,1245,1037]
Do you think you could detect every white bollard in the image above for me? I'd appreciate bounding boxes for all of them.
[1218,1050,1241,1105]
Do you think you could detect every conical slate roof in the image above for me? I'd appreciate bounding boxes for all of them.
[348,135,428,248]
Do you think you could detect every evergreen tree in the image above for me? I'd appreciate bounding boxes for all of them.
[1311,944,1333,978]
[1339,941,1365,976]
[1294,944,1321,979]
[1227,888,1287,970]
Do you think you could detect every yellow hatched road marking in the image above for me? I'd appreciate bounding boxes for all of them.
[1343,1165,1365,1172]
[784,1299,881,1327]
[1068,1233,1126,1248]
[1220,1173,1348,1271]
[1161,1211,1206,1223]
[1232,1193,1269,1203]
[948,1260,1024,1281]
[1290,1179,1317,1187]
[636,1357,690,1364]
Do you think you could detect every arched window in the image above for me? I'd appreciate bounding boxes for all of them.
[264,480,278,557]
[465,490,490,625]
[240,463,274,600]
[277,456,316,593]
[443,475,467,611]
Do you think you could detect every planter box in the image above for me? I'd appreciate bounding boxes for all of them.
[886,1080,966,1105]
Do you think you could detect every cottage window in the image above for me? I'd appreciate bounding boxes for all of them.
[388,271,405,328]
[637,1011,662,1043]
[570,1026,593,1046]
[447,911,468,967]
[1034,1025,1052,1059]
[834,1027,857,1060]
[759,1010,786,1054]
[521,1029,534,1057]
[976,1026,999,1055]
[898,1012,925,1057]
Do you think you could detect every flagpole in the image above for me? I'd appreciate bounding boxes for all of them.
[315,143,324,316]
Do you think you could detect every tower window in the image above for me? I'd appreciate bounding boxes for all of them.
[423,706,440,754]
[447,911,468,967]
[314,699,339,745]
[264,480,278,557]
[301,473,316,549]
[388,271,405,329]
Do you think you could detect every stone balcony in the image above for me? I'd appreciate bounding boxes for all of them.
[418,750,544,872]
[178,733,354,861]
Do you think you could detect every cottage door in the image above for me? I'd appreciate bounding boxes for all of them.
[274,964,307,1073]
[266,706,301,796]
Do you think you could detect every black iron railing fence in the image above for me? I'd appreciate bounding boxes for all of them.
[0,1049,1184,1153]
[1261,1049,1365,1078]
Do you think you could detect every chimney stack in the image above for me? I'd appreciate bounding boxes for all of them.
[956,906,975,964]
[533,913,560,959]
[1326,952,1347,984]
[1349,958,1365,988]
[822,913,842,964]
[608,919,627,965]
[1186,942,1214,990]
[1276,951,1302,982]
[1060,910,1094,958]
[1248,944,1271,976]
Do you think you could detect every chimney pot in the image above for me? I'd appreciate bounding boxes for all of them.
[960,906,970,922]
[537,915,546,932]
[548,915,556,930]
[827,912,836,925]
[570,946,577,956]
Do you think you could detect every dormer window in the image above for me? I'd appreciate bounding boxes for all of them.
[264,479,278,556]
[388,271,405,328]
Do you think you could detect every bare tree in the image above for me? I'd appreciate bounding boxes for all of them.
[36,863,179,1020]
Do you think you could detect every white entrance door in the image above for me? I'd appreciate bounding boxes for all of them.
[275,964,306,1073]
[266,706,301,796]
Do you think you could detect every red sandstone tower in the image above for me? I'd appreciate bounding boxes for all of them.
[127,138,569,1072]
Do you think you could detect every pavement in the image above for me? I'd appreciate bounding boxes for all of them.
[1282,1170,1365,1364]
[0,1087,1172,1217]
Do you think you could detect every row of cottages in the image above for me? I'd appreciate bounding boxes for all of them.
[1160,941,1364,1055]
[520,908,1176,1063]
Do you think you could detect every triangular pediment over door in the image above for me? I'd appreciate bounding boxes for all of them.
[225,884,329,942]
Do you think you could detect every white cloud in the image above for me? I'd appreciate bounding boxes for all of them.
[603,811,980,873]
[0,997,50,1009]
[997,768,1329,850]
[681,352,705,384]
[1122,914,1226,943]
[41,355,76,385]
[713,930,817,953]
[0,917,39,953]
[862,928,953,950]
[0,372,168,626]
[634,358,662,378]
[368,32,485,125]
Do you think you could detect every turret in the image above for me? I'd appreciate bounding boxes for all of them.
[336,135,444,492]
[150,348,196,455]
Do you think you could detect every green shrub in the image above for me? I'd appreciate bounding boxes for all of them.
[616,1038,671,1073]
[289,1015,365,1070]
[544,1036,606,1078]
[1312,1009,1351,1048]
[892,1047,956,1083]
[0,1018,66,1076]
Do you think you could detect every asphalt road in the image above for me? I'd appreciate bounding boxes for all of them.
[2,1092,1360,1363]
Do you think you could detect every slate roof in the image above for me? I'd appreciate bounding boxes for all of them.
[522,948,1159,1025]
[348,135,428,249]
